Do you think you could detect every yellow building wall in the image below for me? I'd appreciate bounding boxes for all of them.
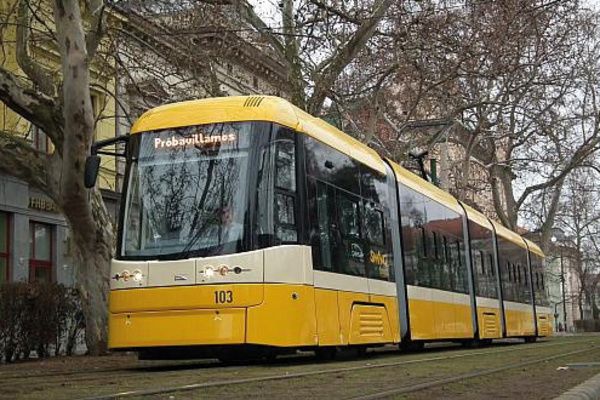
[0,0,118,191]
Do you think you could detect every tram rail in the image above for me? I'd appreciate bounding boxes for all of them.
[69,338,597,400]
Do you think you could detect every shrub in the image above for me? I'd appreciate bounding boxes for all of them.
[573,319,600,332]
[0,282,85,362]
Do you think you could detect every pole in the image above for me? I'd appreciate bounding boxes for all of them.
[560,248,567,331]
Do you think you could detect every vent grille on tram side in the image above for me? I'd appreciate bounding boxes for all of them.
[244,96,265,107]
[483,312,499,337]
[359,311,385,337]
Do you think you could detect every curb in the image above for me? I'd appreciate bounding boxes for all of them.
[554,372,600,400]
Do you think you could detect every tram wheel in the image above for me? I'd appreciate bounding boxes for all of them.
[400,341,424,353]
[524,336,537,344]
[461,339,482,348]
[315,347,337,361]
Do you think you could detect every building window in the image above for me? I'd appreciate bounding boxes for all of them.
[29,222,54,283]
[0,212,9,283]
[32,126,50,153]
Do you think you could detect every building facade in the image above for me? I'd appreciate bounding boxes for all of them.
[0,0,120,284]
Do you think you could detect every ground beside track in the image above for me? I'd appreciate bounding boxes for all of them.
[0,335,598,400]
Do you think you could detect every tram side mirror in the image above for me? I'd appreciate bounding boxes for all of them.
[84,155,101,188]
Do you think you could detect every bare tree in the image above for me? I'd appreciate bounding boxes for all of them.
[556,167,600,320]
[0,0,111,355]
[349,1,600,248]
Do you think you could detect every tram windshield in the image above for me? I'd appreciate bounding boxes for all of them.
[121,122,254,259]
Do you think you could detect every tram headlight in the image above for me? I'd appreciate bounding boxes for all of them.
[204,266,215,278]
[121,270,131,281]
[132,270,143,282]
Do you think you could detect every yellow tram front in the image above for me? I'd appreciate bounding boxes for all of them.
[106,97,377,360]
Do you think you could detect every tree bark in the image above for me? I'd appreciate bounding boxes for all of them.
[70,190,113,355]
[52,0,113,354]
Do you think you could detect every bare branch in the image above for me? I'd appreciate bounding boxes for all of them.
[16,0,56,96]
[308,0,362,24]
[84,0,105,60]
[0,65,64,149]
[0,130,55,195]
[517,135,600,208]
[307,0,393,114]
[236,1,286,61]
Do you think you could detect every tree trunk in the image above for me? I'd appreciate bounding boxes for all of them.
[66,189,113,355]
[52,0,114,354]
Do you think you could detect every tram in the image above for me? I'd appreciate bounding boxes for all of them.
[85,96,552,360]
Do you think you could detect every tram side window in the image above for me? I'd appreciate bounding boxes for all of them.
[476,251,484,275]
[504,262,514,301]
[364,203,384,246]
[255,128,276,248]
[337,192,365,277]
[305,136,360,192]
[309,181,371,277]
[312,181,334,271]
[364,201,392,281]
[398,184,424,286]
[453,241,469,293]
[398,183,468,292]
[274,130,298,243]
[532,254,549,306]
[360,166,393,281]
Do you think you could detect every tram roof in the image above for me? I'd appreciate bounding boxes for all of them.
[388,160,464,214]
[130,95,387,174]
[460,202,493,231]
[489,219,528,251]
[524,238,545,258]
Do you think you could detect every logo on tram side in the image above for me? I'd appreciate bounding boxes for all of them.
[369,250,389,268]
[154,133,237,149]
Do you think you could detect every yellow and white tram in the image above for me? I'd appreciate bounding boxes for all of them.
[86,96,552,360]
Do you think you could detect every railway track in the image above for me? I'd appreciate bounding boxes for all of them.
[0,336,587,383]
[74,338,598,400]
[348,347,599,400]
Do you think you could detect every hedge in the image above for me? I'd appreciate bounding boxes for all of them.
[0,282,85,362]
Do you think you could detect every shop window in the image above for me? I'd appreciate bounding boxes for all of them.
[0,212,9,283]
[29,222,54,283]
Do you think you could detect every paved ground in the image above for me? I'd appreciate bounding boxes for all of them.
[1,335,599,400]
